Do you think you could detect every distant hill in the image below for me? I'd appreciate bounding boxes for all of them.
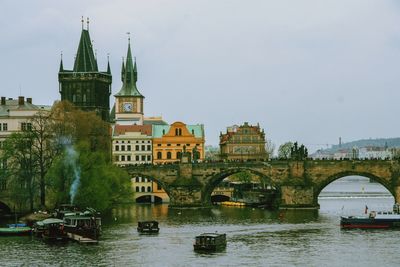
[322,138,400,153]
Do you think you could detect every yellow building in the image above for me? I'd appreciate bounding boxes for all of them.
[152,122,205,164]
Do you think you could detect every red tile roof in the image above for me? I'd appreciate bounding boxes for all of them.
[114,124,152,136]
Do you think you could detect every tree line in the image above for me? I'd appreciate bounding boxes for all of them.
[0,101,132,213]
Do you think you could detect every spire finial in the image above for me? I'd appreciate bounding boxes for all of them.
[81,16,84,30]
[61,51,63,60]
[87,17,90,31]
[126,32,131,44]
[107,53,110,61]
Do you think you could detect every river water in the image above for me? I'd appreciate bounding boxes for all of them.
[0,176,399,267]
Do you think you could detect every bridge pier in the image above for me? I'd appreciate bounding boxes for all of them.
[168,186,206,208]
[279,186,319,209]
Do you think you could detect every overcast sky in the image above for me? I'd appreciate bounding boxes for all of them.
[1,0,400,151]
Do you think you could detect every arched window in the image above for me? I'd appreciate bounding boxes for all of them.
[157,151,162,159]
[175,128,179,136]
[141,186,145,192]
[147,186,151,192]
[167,152,172,159]
[136,186,139,192]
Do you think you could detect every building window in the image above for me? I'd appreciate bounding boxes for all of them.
[177,152,182,159]
[141,155,146,161]
[186,144,190,147]
[147,145,151,151]
[135,177,139,182]
[175,128,182,136]
[127,145,131,151]
[177,144,181,146]
[136,145,140,151]
[121,155,125,161]
[21,122,32,131]
[136,186,139,192]
[167,144,171,147]
[136,155,140,161]
[147,186,151,192]
[121,145,125,151]
[167,152,172,159]
[157,152,162,159]
[115,145,119,151]
[192,129,194,135]
[157,144,161,147]
[141,186,145,192]
[142,145,145,151]
[127,155,131,161]
[147,155,151,161]
[2,123,7,131]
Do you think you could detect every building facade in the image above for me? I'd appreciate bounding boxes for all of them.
[219,122,267,161]
[58,22,112,121]
[152,122,205,164]
[0,96,51,191]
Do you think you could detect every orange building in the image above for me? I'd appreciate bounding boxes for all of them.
[152,121,205,164]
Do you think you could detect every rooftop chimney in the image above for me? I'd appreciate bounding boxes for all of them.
[18,96,24,106]
[27,97,32,104]
[1,97,5,105]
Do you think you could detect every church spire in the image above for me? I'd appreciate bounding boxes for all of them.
[106,54,111,74]
[59,52,64,72]
[115,37,143,97]
[73,19,98,72]
[121,57,125,82]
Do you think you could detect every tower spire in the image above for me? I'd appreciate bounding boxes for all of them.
[121,57,125,82]
[81,16,84,30]
[107,53,111,74]
[87,17,90,31]
[59,51,64,72]
[115,36,143,98]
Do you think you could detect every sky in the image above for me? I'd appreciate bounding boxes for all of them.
[1,0,400,152]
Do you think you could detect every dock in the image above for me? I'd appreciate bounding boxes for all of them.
[66,232,98,244]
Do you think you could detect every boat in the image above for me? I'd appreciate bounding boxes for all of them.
[0,224,31,236]
[53,204,80,219]
[137,221,159,233]
[193,233,227,252]
[34,218,67,241]
[63,208,101,240]
[340,203,400,229]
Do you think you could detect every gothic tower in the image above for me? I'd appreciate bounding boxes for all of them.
[58,19,112,121]
[114,39,145,125]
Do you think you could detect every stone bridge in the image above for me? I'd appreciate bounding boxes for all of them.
[125,160,400,209]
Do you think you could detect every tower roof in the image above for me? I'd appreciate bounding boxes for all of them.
[115,42,143,97]
[73,29,98,72]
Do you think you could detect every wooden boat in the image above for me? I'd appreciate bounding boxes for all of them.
[0,225,31,236]
[53,204,80,219]
[193,233,226,252]
[36,218,68,241]
[137,221,159,233]
[63,208,101,240]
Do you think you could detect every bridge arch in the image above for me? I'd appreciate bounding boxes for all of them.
[0,200,12,215]
[129,173,172,201]
[202,167,277,204]
[314,171,394,203]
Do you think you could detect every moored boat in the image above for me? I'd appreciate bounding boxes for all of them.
[38,218,68,242]
[341,203,400,229]
[63,208,101,240]
[137,221,159,233]
[193,233,226,252]
[0,225,31,236]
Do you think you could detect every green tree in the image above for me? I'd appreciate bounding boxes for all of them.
[46,142,132,212]
[278,142,294,159]
[1,132,37,211]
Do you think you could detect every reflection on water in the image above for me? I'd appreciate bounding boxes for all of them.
[0,176,399,266]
